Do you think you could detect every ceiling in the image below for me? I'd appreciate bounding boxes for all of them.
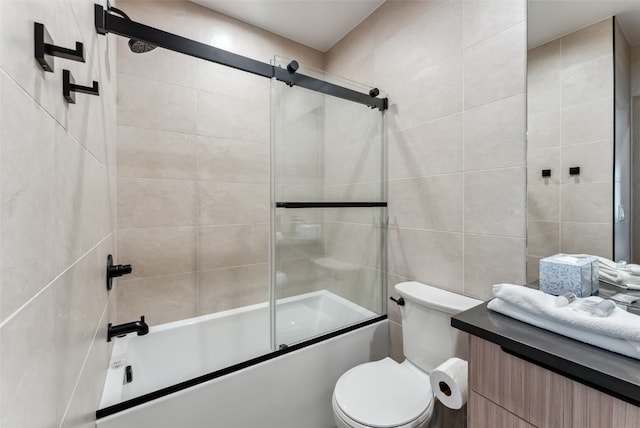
[528,1,640,48]
[192,0,640,52]
[192,0,385,52]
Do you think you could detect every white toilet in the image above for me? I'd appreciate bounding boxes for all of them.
[332,282,480,428]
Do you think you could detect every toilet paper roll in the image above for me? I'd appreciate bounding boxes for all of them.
[429,357,468,410]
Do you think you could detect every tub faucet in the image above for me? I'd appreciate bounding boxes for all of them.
[108,316,149,341]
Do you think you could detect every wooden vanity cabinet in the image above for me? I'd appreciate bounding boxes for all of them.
[467,336,640,428]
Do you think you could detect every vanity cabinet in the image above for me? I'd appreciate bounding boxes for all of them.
[468,336,640,428]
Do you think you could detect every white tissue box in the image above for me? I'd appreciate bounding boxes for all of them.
[539,254,599,297]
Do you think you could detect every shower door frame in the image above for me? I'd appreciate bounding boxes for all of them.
[95,4,389,418]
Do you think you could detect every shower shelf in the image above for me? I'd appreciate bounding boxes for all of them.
[276,202,387,209]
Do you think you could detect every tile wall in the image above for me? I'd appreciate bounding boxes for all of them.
[115,0,324,325]
[0,0,118,427]
[324,0,528,360]
[527,19,614,281]
[633,45,640,262]
[614,20,631,263]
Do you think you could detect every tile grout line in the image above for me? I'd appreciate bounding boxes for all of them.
[0,232,115,329]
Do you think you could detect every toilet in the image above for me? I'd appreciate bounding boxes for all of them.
[332,282,481,428]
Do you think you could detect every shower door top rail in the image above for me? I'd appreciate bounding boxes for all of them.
[276,202,387,209]
[94,4,388,111]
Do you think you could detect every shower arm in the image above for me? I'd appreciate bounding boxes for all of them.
[93,4,388,111]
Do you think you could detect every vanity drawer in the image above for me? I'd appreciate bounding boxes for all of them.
[469,391,534,428]
[468,336,640,428]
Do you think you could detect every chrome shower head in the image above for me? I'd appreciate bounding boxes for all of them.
[108,6,157,54]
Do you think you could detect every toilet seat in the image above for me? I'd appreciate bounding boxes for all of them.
[333,358,434,428]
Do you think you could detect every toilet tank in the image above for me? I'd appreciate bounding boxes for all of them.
[395,282,481,374]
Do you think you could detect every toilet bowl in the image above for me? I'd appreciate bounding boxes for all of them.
[332,282,481,428]
[332,358,434,428]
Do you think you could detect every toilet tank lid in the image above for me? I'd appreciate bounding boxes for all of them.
[395,282,481,314]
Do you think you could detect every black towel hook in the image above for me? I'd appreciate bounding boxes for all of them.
[63,70,99,104]
[34,22,85,72]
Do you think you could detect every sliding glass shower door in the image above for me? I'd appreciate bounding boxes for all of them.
[271,58,387,349]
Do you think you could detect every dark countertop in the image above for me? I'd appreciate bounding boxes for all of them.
[452,285,640,406]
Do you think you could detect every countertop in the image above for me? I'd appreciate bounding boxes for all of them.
[451,283,640,407]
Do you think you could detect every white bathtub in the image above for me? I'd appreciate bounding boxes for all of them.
[97,290,385,426]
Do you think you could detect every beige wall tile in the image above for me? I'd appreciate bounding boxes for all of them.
[325,139,383,186]
[632,46,640,97]
[197,61,269,103]
[60,324,111,428]
[560,140,613,184]
[464,234,526,299]
[389,320,404,363]
[196,136,269,183]
[323,222,384,270]
[56,127,113,266]
[388,113,463,179]
[1,72,60,322]
[117,73,198,133]
[527,110,561,150]
[560,96,613,145]
[561,222,613,258]
[463,95,526,171]
[1,282,58,428]
[527,184,560,222]
[117,273,198,325]
[527,146,560,185]
[463,22,526,109]
[561,55,613,108]
[0,0,72,123]
[388,174,463,232]
[117,227,197,278]
[117,38,199,88]
[54,235,113,420]
[323,267,384,314]
[197,89,269,144]
[464,167,526,237]
[387,53,463,132]
[527,39,561,80]
[117,177,197,229]
[527,74,561,114]
[560,182,612,223]
[117,126,197,180]
[197,182,269,226]
[527,221,560,258]
[199,264,269,314]
[388,227,463,293]
[199,224,269,270]
[527,256,541,284]
[463,0,525,48]
[375,1,462,84]
[560,18,613,70]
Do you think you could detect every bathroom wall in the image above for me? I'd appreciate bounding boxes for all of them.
[325,0,528,359]
[527,19,614,281]
[631,44,640,262]
[614,20,631,263]
[0,1,118,427]
[115,0,324,325]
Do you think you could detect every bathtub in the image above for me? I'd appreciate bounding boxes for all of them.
[97,290,387,427]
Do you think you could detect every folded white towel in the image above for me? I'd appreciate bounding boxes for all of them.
[571,254,640,290]
[488,298,640,360]
[492,284,640,342]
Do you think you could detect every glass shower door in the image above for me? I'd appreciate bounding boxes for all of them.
[271,58,387,349]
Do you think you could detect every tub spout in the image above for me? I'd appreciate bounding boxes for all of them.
[108,316,149,341]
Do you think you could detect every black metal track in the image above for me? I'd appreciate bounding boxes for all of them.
[276,202,387,209]
[94,4,388,111]
[96,315,387,419]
